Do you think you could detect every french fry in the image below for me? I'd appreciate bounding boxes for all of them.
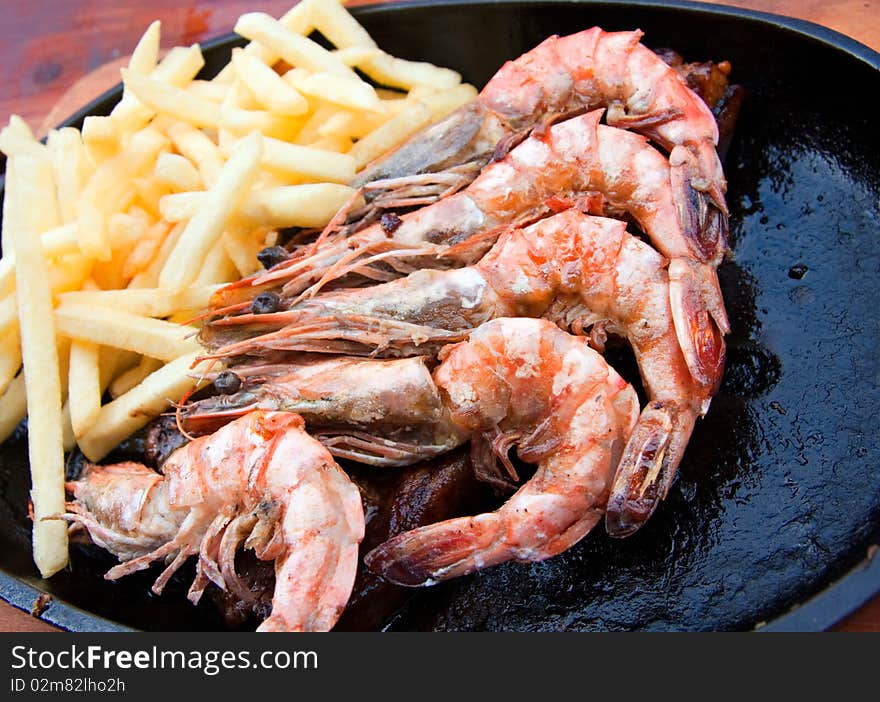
[98,347,140,392]
[68,340,101,438]
[308,134,352,153]
[315,108,388,141]
[166,122,224,186]
[128,221,185,288]
[308,0,377,49]
[222,135,355,183]
[153,152,203,193]
[0,253,91,345]
[213,0,316,84]
[108,212,149,252]
[60,401,76,452]
[75,200,112,262]
[363,52,463,92]
[91,251,133,291]
[0,375,26,445]
[317,110,356,139]
[419,83,478,117]
[232,48,309,116]
[221,77,262,112]
[291,103,339,145]
[46,128,92,224]
[285,69,385,114]
[128,20,161,75]
[54,304,200,361]
[55,334,72,403]
[132,175,172,218]
[241,183,357,228]
[311,1,463,89]
[81,116,121,163]
[0,116,50,159]
[42,224,82,258]
[3,145,62,237]
[234,12,356,77]
[0,327,21,397]
[57,284,221,318]
[111,44,205,135]
[7,155,68,577]
[1,157,17,252]
[163,182,357,229]
[219,109,302,141]
[47,254,94,295]
[109,355,163,399]
[0,294,17,337]
[77,351,207,462]
[222,224,265,278]
[334,46,383,66]
[77,127,168,260]
[94,221,146,289]
[196,243,239,285]
[58,285,221,317]
[159,191,200,222]
[187,80,230,103]
[122,69,221,128]
[0,223,80,294]
[100,19,161,139]
[122,220,172,279]
[159,131,262,291]
[0,251,91,311]
[151,44,205,87]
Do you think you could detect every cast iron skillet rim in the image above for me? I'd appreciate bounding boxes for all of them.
[358,0,880,69]
[1,0,879,632]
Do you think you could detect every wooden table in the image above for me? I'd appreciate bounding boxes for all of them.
[1,0,878,632]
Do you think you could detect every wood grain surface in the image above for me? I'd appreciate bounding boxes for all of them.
[1,0,878,632]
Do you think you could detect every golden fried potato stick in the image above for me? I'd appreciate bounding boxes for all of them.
[7,156,68,577]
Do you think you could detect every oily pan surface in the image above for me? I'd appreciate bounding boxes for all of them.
[1,1,879,631]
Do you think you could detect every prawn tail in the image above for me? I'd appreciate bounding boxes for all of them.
[364,513,505,586]
[697,140,729,217]
[605,402,676,538]
[670,144,729,264]
[669,258,728,393]
[257,452,364,632]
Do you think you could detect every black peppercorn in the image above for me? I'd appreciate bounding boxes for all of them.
[214,370,242,395]
[380,212,403,234]
[257,246,289,270]
[252,291,281,314]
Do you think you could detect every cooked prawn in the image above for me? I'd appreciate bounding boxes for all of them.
[207,110,728,342]
[197,209,718,534]
[363,317,640,585]
[181,355,467,467]
[356,28,726,215]
[62,411,365,632]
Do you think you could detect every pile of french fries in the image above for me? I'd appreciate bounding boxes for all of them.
[0,0,476,578]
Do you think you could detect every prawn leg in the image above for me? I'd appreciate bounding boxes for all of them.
[604,401,696,538]
[668,258,728,393]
